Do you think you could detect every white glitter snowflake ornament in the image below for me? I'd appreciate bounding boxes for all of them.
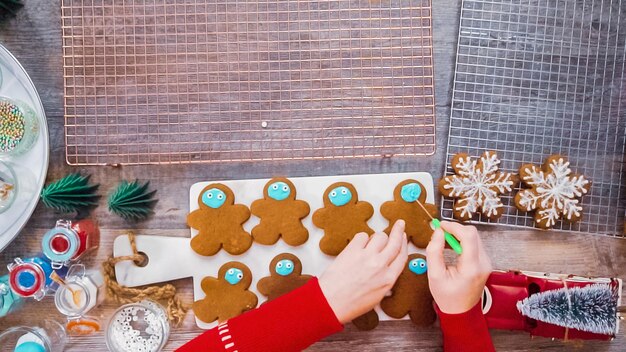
[439,151,518,221]
[514,155,591,229]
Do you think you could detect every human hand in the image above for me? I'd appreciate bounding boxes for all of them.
[318,220,408,324]
[426,221,492,314]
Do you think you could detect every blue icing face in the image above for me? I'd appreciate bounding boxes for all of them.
[268,181,291,201]
[275,259,294,276]
[225,268,244,285]
[328,186,352,206]
[401,183,422,203]
[408,258,427,275]
[202,188,227,209]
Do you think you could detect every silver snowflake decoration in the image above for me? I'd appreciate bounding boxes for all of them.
[515,155,591,229]
[439,151,517,220]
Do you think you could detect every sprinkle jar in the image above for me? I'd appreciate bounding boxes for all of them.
[0,319,67,352]
[105,300,171,352]
[7,255,67,300]
[0,96,39,157]
[0,160,16,213]
[0,274,23,317]
[41,219,100,268]
[54,264,105,334]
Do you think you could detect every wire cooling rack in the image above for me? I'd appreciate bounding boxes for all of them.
[61,0,435,165]
[443,0,626,237]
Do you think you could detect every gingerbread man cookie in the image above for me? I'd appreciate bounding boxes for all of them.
[380,253,436,327]
[257,253,312,302]
[439,151,517,221]
[251,178,311,246]
[381,179,438,248]
[514,155,591,229]
[187,183,252,256]
[193,261,258,323]
[352,309,380,331]
[312,182,375,256]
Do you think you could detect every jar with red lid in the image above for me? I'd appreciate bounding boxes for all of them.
[7,255,66,300]
[41,219,100,268]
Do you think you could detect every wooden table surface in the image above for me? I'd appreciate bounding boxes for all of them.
[1,0,625,351]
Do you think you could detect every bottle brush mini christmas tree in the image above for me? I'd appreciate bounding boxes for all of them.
[40,173,100,213]
[108,180,157,221]
[516,283,619,335]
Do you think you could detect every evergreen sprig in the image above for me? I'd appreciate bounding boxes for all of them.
[40,173,100,213]
[516,283,619,335]
[108,179,157,221]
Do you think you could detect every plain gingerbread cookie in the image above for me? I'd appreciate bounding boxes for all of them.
[257,253,312,302]
[380,253,436,327]
[251,178,310,246]
[312,182,375,256]
[381,179,438,248]
[193,261,258,323]
[187,183,252,256]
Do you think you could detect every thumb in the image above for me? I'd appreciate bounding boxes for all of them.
[426,228,446,277]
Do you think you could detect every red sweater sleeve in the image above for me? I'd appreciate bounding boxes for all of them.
[437,302,495,352]
[177,277,344,352]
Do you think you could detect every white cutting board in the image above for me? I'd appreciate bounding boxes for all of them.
[114,172,434,329]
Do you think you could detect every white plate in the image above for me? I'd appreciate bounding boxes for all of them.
[0,44,50,252]
[114,172,434,329]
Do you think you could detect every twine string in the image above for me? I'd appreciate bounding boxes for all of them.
[101,231,189,327]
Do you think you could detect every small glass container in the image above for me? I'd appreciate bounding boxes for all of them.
[0,319,67,352]
[54,264,105,335]
[0,160,16,214]
[7,255,66,300]
[105,300,171,352]
[42,219,100,268]
[0,96,39,157]
[0,274,23,317]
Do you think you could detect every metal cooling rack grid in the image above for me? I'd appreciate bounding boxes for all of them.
[61,0,436,165]
[443,0,626,237]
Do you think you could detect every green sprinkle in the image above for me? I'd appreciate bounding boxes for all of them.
[0,101,25,153]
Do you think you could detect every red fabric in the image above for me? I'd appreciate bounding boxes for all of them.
[177,277,343,352]
[178,276,494,352]
[437,302,495,352]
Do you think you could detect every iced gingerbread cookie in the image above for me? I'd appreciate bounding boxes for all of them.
[257,253,312,302]
[439,151,517,221]
[312,182,375,256]
[250,178,310,246]
[193,261,258,323]
[380,253,436,327]
[514,155,591,229]
[381,180,438,248]
[187,183,252,256]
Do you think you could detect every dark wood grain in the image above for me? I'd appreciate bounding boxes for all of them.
[0,0,624,351]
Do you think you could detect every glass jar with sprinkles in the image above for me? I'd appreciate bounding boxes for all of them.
[0,160,16,213]
[0,96,39,157]
[0,319,67,352]
[105,300,171,352]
